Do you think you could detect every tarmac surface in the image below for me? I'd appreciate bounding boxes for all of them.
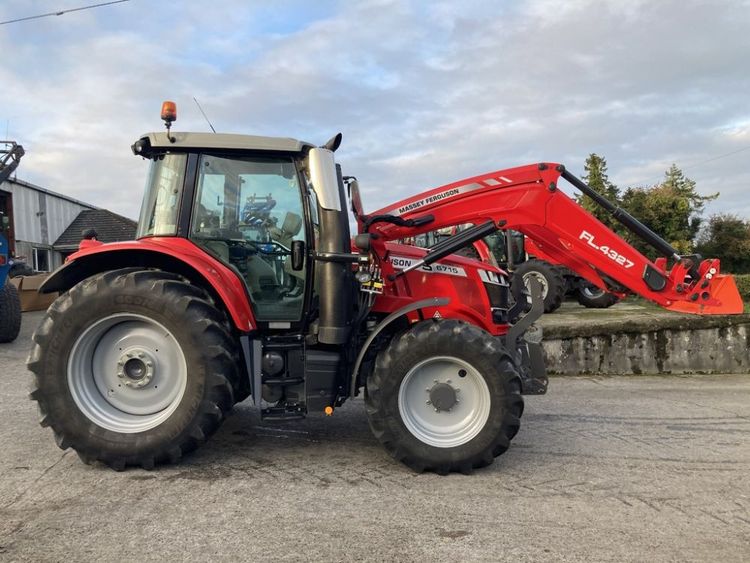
[1,311,749,562]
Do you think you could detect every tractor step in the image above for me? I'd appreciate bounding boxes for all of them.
[261,406,306,421]
[262,376,304,386]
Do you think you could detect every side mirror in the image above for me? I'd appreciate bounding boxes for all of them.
[348,179,364,218]
[291,240,305,271]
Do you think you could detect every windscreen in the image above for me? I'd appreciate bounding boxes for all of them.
[136,154,187,238]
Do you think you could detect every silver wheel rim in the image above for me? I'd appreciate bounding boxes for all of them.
[581,284,605,298]
[67,313,188,433]
[398,356,491,448]
[522,272,549,299]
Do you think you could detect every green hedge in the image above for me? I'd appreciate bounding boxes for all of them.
[734,274,750,302]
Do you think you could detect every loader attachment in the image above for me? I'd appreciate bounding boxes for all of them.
[663,273,744,315]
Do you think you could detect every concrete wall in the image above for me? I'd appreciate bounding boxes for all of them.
[543,322,750,375]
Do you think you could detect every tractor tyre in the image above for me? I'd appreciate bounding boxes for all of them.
[512,259,564,313]
[0,281,22,343]
[576,283,619,309]
[27,268,239,470]
[365,319,524,474]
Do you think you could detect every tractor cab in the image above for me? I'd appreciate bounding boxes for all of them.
[131,129,353,338]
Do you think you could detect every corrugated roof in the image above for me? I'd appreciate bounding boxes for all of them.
[54,209,137,249]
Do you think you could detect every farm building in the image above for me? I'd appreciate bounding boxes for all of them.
[0,176,136,272]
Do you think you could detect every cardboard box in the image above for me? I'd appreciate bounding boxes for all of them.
[10,274,58,312]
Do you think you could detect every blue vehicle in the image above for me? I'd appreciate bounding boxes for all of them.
[0,141,25,342]
[0,226,21,342]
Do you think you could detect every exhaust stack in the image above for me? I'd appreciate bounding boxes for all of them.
[308,148,352,344]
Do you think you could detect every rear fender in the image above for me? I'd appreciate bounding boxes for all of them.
[40,238,256,331]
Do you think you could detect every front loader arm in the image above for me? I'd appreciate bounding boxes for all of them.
[366,163,742,315]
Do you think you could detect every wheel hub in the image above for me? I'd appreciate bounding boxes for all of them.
[428,382,458,412]
[523,272,549,299]
[117,351,155,389]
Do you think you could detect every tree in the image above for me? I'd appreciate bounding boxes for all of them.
[620,165,717,258]
[661,164,717,243]
[695,214,750,274]
[577,154,623,234]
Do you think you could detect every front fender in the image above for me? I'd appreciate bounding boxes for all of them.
[41,237,256,331]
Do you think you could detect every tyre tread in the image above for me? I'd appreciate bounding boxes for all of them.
[0,281,22,343]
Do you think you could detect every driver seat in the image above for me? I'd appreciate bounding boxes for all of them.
[271,212,303,248]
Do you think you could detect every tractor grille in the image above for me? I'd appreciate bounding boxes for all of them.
[484,282,509,309]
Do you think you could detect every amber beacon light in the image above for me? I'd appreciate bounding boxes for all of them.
[161,100,177,142]
[161,101,177,122]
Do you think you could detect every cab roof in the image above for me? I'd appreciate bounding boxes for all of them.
[132,131,315,156]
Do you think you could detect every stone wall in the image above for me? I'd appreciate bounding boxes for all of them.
[539,306,750,375]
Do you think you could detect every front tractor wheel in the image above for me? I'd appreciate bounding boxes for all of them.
[27,269,239,470]
[365,320,524,474]
[512,260,565,314]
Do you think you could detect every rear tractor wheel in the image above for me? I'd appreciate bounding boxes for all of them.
[365,319,524,474]
[576,282,619,309]
[27,269,240,470]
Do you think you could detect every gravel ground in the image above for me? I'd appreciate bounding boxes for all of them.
[1,311,749,562]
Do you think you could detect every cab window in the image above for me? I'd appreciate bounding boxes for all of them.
[190,155,307,322]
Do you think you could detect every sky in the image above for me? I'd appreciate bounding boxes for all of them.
[1,0,749,222]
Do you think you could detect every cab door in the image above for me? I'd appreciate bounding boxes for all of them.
[189,154,312,326]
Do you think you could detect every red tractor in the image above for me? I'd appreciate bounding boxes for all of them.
[27,105,743,473]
